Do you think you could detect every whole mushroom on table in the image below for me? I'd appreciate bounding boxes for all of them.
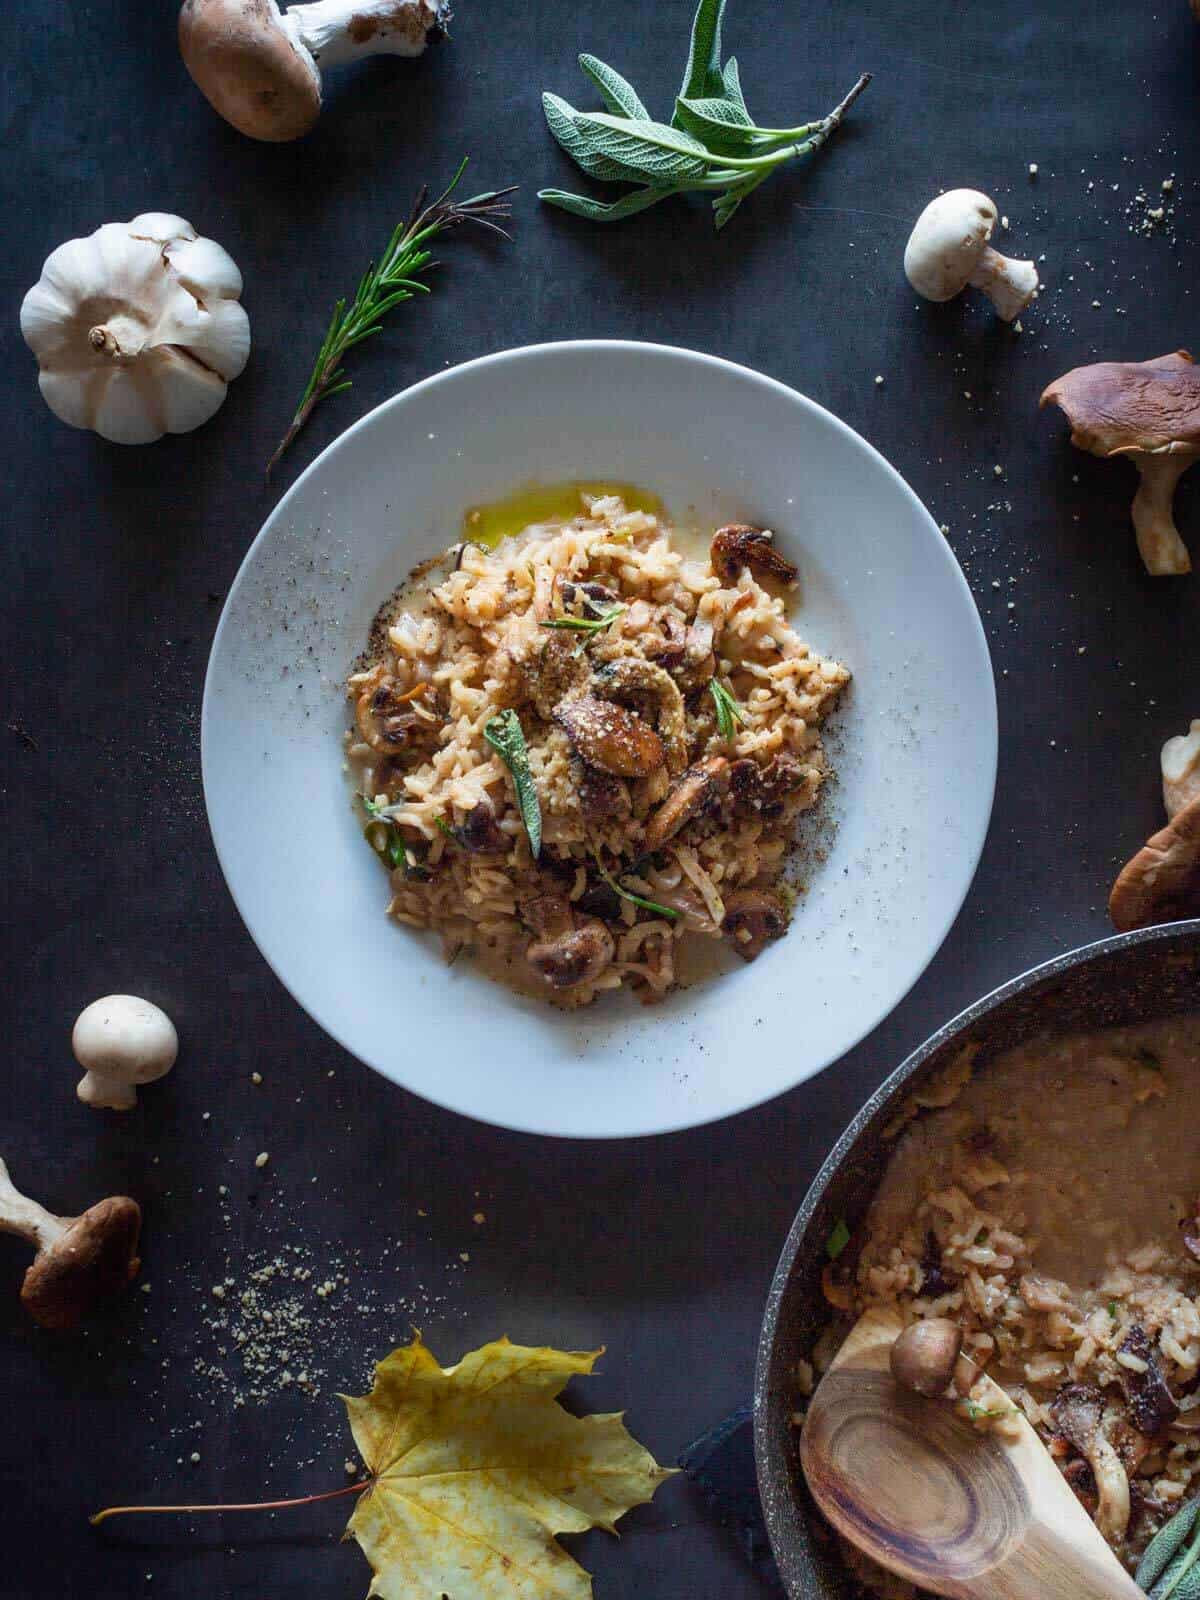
[904,188,1039,322]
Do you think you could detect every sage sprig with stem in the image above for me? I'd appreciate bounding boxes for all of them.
[539,0,869,230]
[268,160,515,476]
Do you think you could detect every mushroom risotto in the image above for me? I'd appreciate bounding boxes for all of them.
[346,489,849,1006]
[807,1013,1200,1590]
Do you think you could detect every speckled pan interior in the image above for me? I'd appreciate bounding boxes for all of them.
[753,920,1200,1599]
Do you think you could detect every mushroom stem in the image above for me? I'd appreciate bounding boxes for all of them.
[966,246,1039,322]
[282,0,440,68]
[1130,453,1194,576]
[0,1158,67,1250]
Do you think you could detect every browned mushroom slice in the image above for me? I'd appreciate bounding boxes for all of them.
[643,608,687,669]
[710,524,799,585]
[720,887,789,962]
[1041,351,1200,576]
[21,1196,143,1332]
[1109,794,1200,932]
[1051,1383,1131,1545]
[355,677,438,755]
[560,580,620,615]
[643,757,730,852]
[519,633,591,720]
[1118,1325,1179,1434]
[729,754,808,819]
[592,659,687,774]
[525,919,615,991]
[520,891,575,939]
[455,800,506,853]
[556,696,664,778]
[576,764,633,822]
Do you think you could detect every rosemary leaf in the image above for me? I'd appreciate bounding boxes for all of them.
[268,160,515,476]
[539,603,627,635]
[708,677,747,739]
[594,857,679,921]
[483,711,542,859]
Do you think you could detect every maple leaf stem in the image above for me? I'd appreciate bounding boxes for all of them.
[90,1478,372,1527]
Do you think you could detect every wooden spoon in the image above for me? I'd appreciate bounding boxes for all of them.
[800,1307,1144,1600]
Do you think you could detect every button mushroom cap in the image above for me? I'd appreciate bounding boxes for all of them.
[555,695,664,778]
[904,189,1039,322]
[525,919,615,991]
[73,995,178,1111]
[721,887,789,962]
[180,0,444,142]
[890,1318,963,1398]
[1162,720,1200,819]
[0,1159,141,1330]
[1109,793,1200,932]
[1041,351,1200,576]
[643,757,730,852]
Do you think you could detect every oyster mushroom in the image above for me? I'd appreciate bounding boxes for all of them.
[1041,351,1200,576]
[721,887,789,962]
[1109,794,1200,932]
[890,1318,963,1398]
[525,918,615,991]
[556,696,664,778]
[643,757,730,852]
[592,659,688,775]
[1050,1383,1131,1545]
[904,189,1039,321]
[1163,720,1200,818]
[710,525,799,586]
[0,1159,141,1330]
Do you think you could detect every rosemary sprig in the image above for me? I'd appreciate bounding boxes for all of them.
[593,854,680,921]
[539,0,869,231]
[268,160,516,476]
[708,676,747,740]
[540,603,627,636]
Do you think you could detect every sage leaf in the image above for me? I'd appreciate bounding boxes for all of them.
[483,710,542,859]
[722,56,750,118]
[677,0,727,106]
[674,94,759,154]
[538,186,680,224]
[1139,1498,1200,1599]
[578,53,649,120]
[568,111,713,185]
[542,94,649,185]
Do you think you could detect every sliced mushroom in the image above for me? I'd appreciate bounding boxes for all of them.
[890,1318,963,1398]
[518,632,591,720]
[520,891,575,939]
[1051,1384,1131,1546]
[710,524,799,586]
[643,757,730,852]
[455,800,506,853]
[560,579,619,615]
[1041,351,1200,576]
[576,763,633,822]
[729,754,808,819]
[355,675,439,754]
[721,887,789,962]
[556,695,664,778]
[1118,1325,1179,1434]
[592,658,687,774]
[525,918,615,991]
[642,608,687,669]
[1109,794,1200,931]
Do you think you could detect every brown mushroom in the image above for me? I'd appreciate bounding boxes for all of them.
[517,633,591,721]
[1118,1324,1179,1435]
[1109,794,1200,931]
[355,674,439,755]
[179,0,444,144]
[889,1318,963,1398]
[576,764,633,822]
[560,580,620,615]
[720,887,789,961]
[520,891,575,939]
[1041,351,1200,576]
[1051,1384,1132,1545]
[455,800,506,853]
[525,918,615,991]
[710,524,799,586]
[0,1158,141,1331]
[643,757,730,852]
[592,659,688,774]
[556,696,664,778]
[729,754,808,819]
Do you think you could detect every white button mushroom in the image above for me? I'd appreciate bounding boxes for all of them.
[73,996,178,1111]
[179,0,446,143]
[904,189,1039,322]
[1163,720,1200,819]
[20,214,250,443]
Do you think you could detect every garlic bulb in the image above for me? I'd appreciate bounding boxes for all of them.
[20,213,250,444]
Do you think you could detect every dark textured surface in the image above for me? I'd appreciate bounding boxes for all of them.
[3,3,1199,1596]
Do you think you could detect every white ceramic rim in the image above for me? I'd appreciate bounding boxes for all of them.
[202,340,997,1138]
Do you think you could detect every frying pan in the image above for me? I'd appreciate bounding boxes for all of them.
[753,920,1200,1598]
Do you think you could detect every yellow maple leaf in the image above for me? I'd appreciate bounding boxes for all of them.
[341,1334,675,1600]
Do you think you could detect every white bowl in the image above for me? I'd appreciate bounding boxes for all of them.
[202,341,996,1138]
